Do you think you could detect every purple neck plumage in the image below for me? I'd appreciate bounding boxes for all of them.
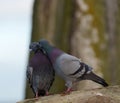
[49,48,63,63]
[30,50,48,64]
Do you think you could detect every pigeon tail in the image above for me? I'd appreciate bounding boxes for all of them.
[82,72,108,87]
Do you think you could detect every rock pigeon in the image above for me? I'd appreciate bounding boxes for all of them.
[38,39,108,93]
[26,42,55,97]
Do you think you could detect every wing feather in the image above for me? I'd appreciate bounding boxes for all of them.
[57,53,81,75]
[26,66,33,83]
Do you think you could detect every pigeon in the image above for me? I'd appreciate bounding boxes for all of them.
[26,42,55,97]
[38,39,108,94]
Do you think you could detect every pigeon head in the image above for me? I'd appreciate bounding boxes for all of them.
[30,41,47,54]
[39,39,49,47]
[29,42,40,52]
[39,39,53,54]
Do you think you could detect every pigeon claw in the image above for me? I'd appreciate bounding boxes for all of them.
[45,91,49,96]
[61,88,72,96]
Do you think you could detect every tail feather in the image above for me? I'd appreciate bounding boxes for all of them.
[83,72,108,87]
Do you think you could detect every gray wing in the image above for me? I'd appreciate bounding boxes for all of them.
[57,53,86,78]
[26,66,33,83]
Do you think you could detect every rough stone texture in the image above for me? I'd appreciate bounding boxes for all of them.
[18,85,120,103]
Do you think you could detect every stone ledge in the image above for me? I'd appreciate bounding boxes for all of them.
[18,85,120,103]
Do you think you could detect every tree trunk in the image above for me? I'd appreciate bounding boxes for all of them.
[105,0,120,85]
[70,0,108,89]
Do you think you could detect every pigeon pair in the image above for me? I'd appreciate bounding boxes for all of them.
[27,39,108,97]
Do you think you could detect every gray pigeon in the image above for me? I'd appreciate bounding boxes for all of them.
[26,42,55,97]
[38,40,108,93]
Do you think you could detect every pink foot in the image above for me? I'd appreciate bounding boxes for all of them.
[61,88,73,96]
[45,91,49,96]
[35,92,39,98]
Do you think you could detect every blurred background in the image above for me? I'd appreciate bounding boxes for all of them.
[0,0,120,102]
[0,0,33,102]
